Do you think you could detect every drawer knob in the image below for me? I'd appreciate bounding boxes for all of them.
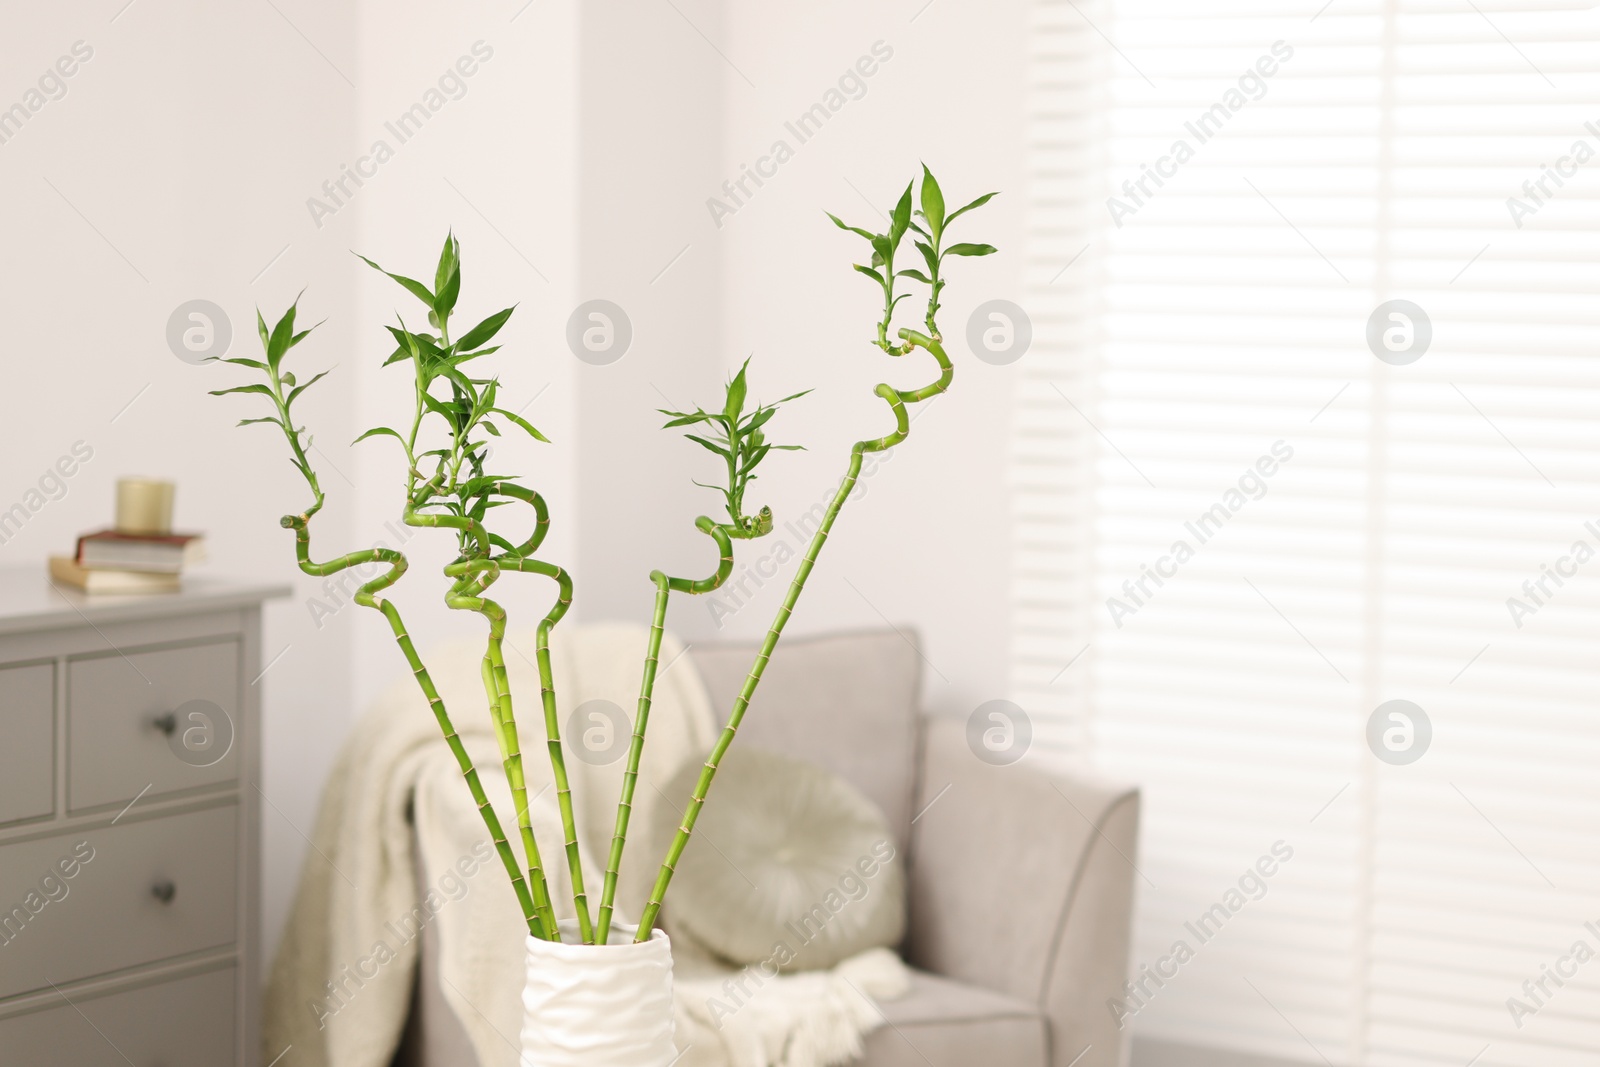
[152,713,177,736]
[151,880,177,904]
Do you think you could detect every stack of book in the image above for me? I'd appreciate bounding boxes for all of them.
[49,530,206,594]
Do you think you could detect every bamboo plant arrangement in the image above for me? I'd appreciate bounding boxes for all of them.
[212,167,995,948]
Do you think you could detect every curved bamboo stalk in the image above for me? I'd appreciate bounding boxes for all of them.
[595,516,733,944]
[487,481,593,944]
[412,508,562,942]
[280,512,546,938]
[634,334,950,940]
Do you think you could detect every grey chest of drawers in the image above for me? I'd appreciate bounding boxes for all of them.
[0,569,288,1066]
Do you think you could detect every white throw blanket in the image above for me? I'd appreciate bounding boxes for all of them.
[264,622,907,1067]
[672,943,909,1067]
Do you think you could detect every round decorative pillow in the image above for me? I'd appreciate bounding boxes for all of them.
[650,746,905,972]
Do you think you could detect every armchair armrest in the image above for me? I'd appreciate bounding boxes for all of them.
[905,716,1140,1067]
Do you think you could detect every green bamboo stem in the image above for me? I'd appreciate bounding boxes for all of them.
[444,559,560,942]
[595,516,734,944]
[279,512,545,938]
[413,504,562,942]
[635,333,949,941]
[597,573,669,945]
[494,557,587,925]
[384,602,544,937]
[486,481,594,944]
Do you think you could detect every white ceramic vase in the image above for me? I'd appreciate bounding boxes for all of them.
[520,920,678,1067]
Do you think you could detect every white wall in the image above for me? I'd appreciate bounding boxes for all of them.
[346,0,581,719]
[551,0,1032,722]
[694,1,1031,720]
[571,0,729,627]
[0,0,361,972]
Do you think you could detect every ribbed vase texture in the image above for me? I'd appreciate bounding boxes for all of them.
[520,921,677,1067]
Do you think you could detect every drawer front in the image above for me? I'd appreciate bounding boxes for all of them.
[0,967,235,1066]
[69,641,240,811]
[0,805,238,1000]
[0,663,54,826]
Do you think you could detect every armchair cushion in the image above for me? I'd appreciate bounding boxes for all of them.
[647,746,907,972]
[862,970,1048,1067]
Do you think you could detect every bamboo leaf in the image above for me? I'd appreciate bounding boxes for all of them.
[889,181,914,246]
[221,357,268,370]
[385,324,441,368]
[421,392,460,429]
[451,345,501,364]
[408,331,444,360]
[853,264,886,286]
[208,383,275,397]
[944,242,998,257]
[920,164,945,241]
[724,360,749,422]
[457,306,515,351]
[357,254,436,308]
[237,417,284,428]
[915,240,939,277]
[353,426,405,446]
[267,303,297,367]
[685,434,731,458]
[434,232,458,295]
[826,212,877,241]
[434,258,461,319]
[255,310,270,351]
[491,407,551,443]
[945,191,999,226]
[287,370,330,406]
[740,443,770,473]
[897,268,934,284]
[433,362,476,401]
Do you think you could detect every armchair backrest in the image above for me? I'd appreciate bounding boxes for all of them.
[686,627,924,855]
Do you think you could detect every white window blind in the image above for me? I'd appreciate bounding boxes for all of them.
[1020,1,1600,1064]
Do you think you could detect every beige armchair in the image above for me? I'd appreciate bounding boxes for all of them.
[397,628,1139,1067]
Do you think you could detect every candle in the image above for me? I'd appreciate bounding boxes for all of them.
[115,478,176,537]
